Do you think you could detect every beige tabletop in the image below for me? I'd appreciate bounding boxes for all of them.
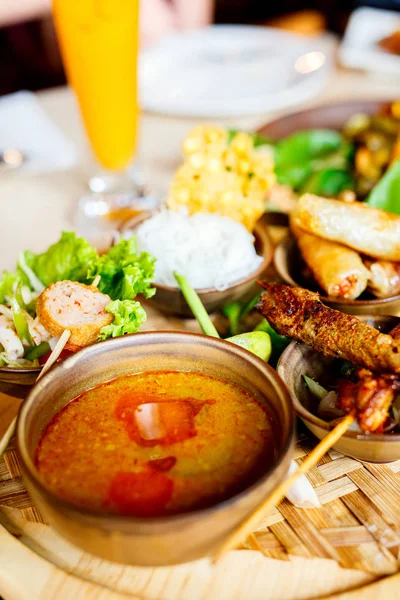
[1,66,400,600]
[1,66,400,273]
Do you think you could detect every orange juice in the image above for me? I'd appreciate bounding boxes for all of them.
[52,0,139,171]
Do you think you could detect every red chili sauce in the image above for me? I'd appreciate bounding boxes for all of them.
[35,371,277,517]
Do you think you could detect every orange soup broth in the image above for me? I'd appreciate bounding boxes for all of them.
[35,371,277,518]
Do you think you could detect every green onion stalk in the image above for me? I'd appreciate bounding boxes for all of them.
[174,272,271,362]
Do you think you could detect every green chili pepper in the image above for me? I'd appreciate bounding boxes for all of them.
[24,341,50,361]
[10,297,33,347]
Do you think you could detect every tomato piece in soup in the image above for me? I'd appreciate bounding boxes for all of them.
[108,470,174,517]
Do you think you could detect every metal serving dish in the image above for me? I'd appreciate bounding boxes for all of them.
[122,212,273,318]
[274,236,400,317]
[277,315,400,463]
[17,331,294,566]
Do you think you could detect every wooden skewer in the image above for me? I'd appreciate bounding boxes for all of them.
[212,413,355,564]
[91,275,101,289]
[0,415,18,459]
[36,330,71,381]
[0,329,71,460]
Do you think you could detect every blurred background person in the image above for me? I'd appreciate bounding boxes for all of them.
[1,0,400,96]
[0,0,214,95]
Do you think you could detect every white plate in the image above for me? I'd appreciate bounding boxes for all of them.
[139,25,334,118]
[339,7,400,75]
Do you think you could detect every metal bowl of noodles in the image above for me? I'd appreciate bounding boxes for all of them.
[122,211,273,318]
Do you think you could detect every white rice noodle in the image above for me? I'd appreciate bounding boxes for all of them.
[26,315,52,346]
[0,305,13,320]
[0,315,24,360]
[134,210,263,291]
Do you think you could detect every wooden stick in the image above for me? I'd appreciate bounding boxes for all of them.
[0,329,72,459]
[212,413,355,564]
[36,330,71,380]
[0,416,18,459]
[91,275,101,288]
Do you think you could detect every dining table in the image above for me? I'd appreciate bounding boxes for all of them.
[1,65,400,600]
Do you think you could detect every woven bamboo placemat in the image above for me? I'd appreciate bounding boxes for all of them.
[2,431,400,578]
[1,302,400,599]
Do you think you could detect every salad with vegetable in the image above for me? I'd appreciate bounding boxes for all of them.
[235,101,400,214]
[0,232,155,368]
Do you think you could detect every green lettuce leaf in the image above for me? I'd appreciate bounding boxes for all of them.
[365,160,400,215]
[275,130,344,168]
[24,231,98,286]
[98,299,147,340]
[0,271,27,304]
[274,130,354,194]
[92,236,156,301]
[0,232,98,305]
[301,168,354,197]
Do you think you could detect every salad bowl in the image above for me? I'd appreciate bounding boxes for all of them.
[258,100,386,140]
[0,230,156,388]
[0,364,41,388]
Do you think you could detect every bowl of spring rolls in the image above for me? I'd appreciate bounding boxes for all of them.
[256,283,400,463]
[274,194,400,315]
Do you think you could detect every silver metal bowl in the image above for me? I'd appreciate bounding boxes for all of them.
[17,331,294,566]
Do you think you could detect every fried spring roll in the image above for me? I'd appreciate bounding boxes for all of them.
[292,226,369,299]
[364,258,400,298]
[292,194,400,261]
[256,283,400,374]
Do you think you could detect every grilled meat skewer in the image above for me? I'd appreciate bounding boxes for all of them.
[257,283,400,375]
[337,323,400,432]
[257,283,400,432]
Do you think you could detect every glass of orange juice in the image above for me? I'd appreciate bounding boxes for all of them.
[52,0,157,246]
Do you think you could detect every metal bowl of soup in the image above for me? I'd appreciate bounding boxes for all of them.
[277,315,400,463]
[17,331,294,566]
